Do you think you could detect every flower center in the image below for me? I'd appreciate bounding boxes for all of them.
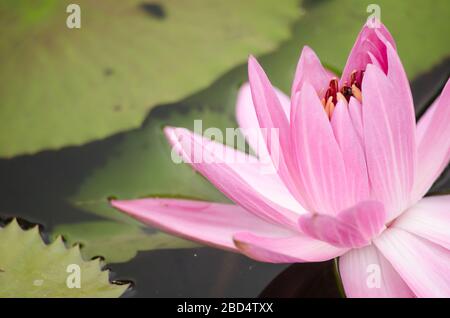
[321,70,364,118]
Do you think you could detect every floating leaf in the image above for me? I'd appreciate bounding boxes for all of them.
[72,0,450,223]
[73,105,236,223]
[52,221,199,264]
[0,219,127,297]
[0,0,301,157]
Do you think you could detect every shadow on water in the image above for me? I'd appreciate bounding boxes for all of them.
[260,261,342,298]
[412,57,450,118]
[0,132,126,226]
[111,247,288,297]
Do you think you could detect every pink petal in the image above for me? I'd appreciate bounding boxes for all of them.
[412,79,450,203]
[233,231,347,263]
[374,228,450,297]
[362,64,416,221]
[247,56,289,155]
[291,83,349,215]
[331,99,370,204]
[298,201,386,248]
[339,244,414,298]
[291,46,332,97]
[367,51,384,70]
[416,98,438,142]
[111,199,292,252]
[236,82,289,162]
[385,43,415,124]
[164,126,304,229]
[248,56,308,208]
[348,97,363,143]
[341,22,396,84]
[394,195,450,250]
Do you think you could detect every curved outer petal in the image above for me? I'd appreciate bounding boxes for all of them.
[164,126,305,230]
[291,46,332,98]
[339,244,414,298]
[236,82,290,164]
[298,201,386,248]
[291,83,350,215]
[111,199,293,252]
[248,56,309,209]
[331,99,370,204]
[416,98,438,142]
[341,22,396,84]
[394,195,450,250]
[233,232,347,263]
[411,79,450,203]
[362,64,416,221]
[374,228,450,297]
[385,43,415,125]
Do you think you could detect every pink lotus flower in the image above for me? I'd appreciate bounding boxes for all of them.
[112,22,450,297]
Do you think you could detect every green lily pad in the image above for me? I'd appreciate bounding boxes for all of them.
[73,104,237,223]
[0,219,128,297]
[72,0,450,223]
[0,0,301,157]
[52,221,199,264]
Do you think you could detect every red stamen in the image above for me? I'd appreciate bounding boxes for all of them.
[325,79,339,104]
[350,70,364,89]
[323,71,365,106]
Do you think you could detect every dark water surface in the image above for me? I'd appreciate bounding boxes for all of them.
[0,58,448,297]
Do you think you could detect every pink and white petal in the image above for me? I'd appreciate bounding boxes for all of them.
[291,46,332,98]
[236,82,290,161]
[385,43,415,123]
[331,100,370,204]
[348,97,363,143]
[354,38,388,74]
[411,79,450,203]
[248,56,290,154]
[341,22,396,84]
[111,199,293,252]
[233,231,347,263]
[298,201,386,248]
[164,126,304,229]
[416,98,438,142]
[374,24,397,49]
[248,56,308,208]
[374,228,450,297]
[394,195,450,250]
[291,83,349,215]
[362,64,416,221]
[339,245,414,298]
[367,51,383,70]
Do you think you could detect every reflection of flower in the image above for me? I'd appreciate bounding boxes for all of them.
[112,22,450,297]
